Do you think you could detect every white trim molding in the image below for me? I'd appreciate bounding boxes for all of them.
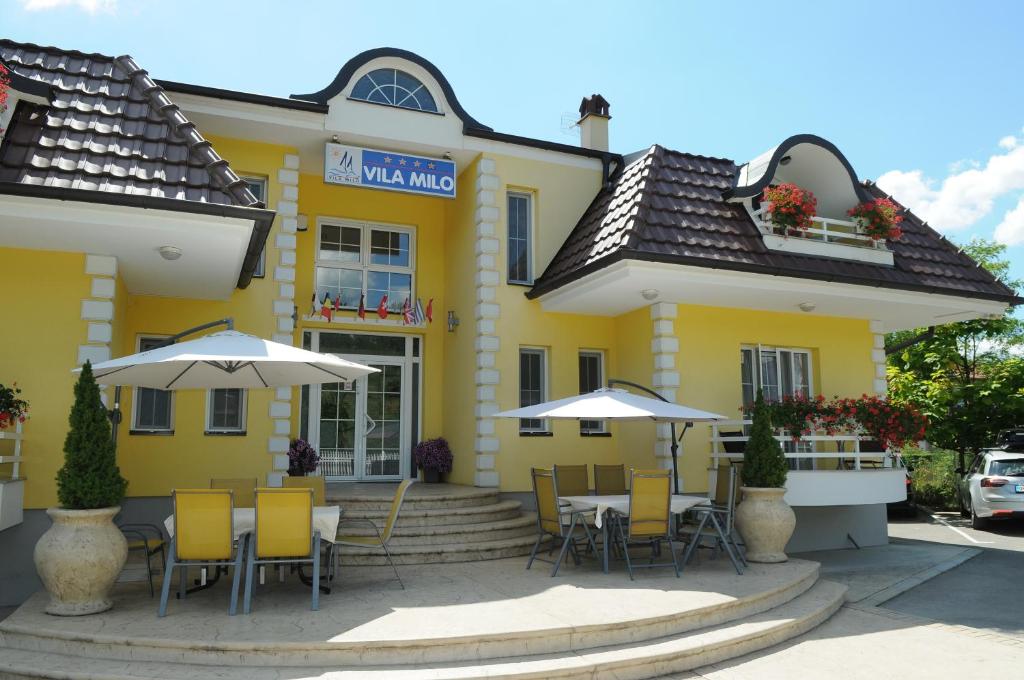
[79,255,117,401]
[650,302,679,470]
[268,153,301,487]
[474,157,501,488]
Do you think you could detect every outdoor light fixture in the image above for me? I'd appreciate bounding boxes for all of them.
[442,152,453,160]
[447,310,460,332]
[780,155,792,166]
[641,288,660,301]
[798,301,816,313]
[157,245,182,261]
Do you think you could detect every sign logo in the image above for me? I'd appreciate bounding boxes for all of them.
[325,143,457,199]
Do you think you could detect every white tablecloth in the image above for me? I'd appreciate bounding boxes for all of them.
[164,506,342,544]
[559,494,709,528]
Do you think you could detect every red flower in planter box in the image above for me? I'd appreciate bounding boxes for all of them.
[761,183,818,236]
[0,64,9,134]
[848,198,904,241]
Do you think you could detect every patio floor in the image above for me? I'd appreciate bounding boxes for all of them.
[0,555,841,678]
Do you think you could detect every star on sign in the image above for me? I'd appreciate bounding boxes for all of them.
[427,163,435,169]
[413,160,422,168]
[384,156,392,163]
[398,158,407,166]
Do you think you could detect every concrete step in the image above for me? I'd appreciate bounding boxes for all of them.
[337,514,537,546]
[0,580,845,679]
[341,499,523,526]
[326,486,500,511]
[338,533,541,565]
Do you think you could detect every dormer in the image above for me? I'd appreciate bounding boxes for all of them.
[725,134,895,266]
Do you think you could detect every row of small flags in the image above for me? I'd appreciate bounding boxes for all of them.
[310,292,433,325]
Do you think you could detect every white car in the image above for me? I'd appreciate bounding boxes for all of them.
[958,449,1024,529]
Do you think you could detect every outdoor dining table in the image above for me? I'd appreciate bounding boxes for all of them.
[559,494,710,573]
[164,505,343,543]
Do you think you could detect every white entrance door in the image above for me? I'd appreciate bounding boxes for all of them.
[314,357,409,481]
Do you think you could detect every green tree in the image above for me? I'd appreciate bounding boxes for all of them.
[741,391,788,488]
[56,361,127,509]
[887,238,1024,469]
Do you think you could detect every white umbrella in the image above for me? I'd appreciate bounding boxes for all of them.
[82,330,377,389]
[494,388,725,422]
[495,388,726,494]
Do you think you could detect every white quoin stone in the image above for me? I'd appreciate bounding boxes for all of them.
[871,349,887,364]
[275,387,292,401]
[650,302,678,320]
[475,402,500,418]
[274,266,296,283]
[269,401,291,418]
[476,386,496,402]
[87,322,112,344]
[276,234,297,249]
[869,320,885,334]
[277,316,295,333]
[874,378,888,395]
[657,388,677,403]
[281,185,299,201]
[85,254,117,277]
[81,300,114,321]
[281,217,298,234]
[475,454,495,470]
[656,423,673,439]
[476,286,496,303]
[279,250,296,266]
[653,371,681,388]
[476,254,496,272]
[651,337,679,354]
[475,206,500,224]
[476,190,496,207]
[475,221,496,238]
[476,419,496,435]
[276,200,298,218]
[277,169,299,185]
[875,363,888,379]
[653,353,675,370]
[476,173,500,191]
[474,470,499,487]
[267,472,285,487]
[90,277,116,299]
[475,270,500,287]
[475,238,500,255]
[272,453,290,470]
[653,319,674,336]
[272,333,293,345]
[273,419,291,436]
[476,352,496,368]
[475,369,500,385]
[273,299,294,316]
[475,303,500,319]
[283,154,300,170]
[476,319,496,335]
[475,336,500,352]
[873,334,886,350]
[475,437,500,452]
[268,437,290,453]
[77,344,110,366]
[478,158,497,174]
[279,283,295,299]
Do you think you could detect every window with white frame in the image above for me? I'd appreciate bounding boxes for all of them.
[578,350,605,434]
[741,345,814,469]
[132,336,173,432]
[519,347,548,433]
[244,177,268,277]
[316,220,414,313]
[507,192,533,284]
[206,388,247,434]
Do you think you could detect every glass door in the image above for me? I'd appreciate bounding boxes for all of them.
[360,361,405,480]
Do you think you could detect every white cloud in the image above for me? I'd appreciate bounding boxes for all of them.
[999,135,1019,150]
[20,0,116,13]
[995,196,1024,246]
[876,140,1024,232]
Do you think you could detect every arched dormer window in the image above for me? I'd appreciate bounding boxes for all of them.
[350,68,438,112]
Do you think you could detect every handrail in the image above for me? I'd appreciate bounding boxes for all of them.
[751,207,887,251]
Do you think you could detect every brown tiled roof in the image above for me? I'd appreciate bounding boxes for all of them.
[530,145,1019,304]
[0,40,257,207]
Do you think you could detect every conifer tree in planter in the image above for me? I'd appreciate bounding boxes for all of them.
[34,361,129,615]
[734,391,796,563]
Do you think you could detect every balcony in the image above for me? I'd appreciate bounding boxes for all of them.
[709,420,908,507]
[749,207,895,267]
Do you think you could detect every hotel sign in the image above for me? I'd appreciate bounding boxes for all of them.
[324,143,457,199]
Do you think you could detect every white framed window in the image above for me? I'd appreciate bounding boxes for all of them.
[243,177,268,277]
[131,336,174,433]
[578,350,605,434]
[315,219,415,313]
[507,192,533,284]
[519,347,548,433]
[740,345,812,409]
[350,68,439,113]
[205,388,247,434]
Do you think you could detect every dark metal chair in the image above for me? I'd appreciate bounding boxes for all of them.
[527,468,599,576]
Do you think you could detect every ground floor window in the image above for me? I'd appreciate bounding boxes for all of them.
[519,347,548,433]
[740,344,814,469]
[578,350,605,434]
[132,336,173,433]
[206,388,246,434]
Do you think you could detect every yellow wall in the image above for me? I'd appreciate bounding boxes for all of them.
[0,249,90,508]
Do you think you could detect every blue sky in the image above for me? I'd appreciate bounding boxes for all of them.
[5,0,1024,284]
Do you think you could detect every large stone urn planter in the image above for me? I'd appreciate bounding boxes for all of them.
[33,506,127,616]
[734,487,796,563]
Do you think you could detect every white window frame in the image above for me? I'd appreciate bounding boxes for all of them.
[131,335,174,433]
[578,350,606,434]
[205,388,248,435]
[740,344,813,406]
[315,217,416,312]
[507,191,534,285]
[519,347,549,433]
[243,176,269,278]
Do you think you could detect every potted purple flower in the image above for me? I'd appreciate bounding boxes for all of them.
[413,437,453,483]
[287,438,320,477]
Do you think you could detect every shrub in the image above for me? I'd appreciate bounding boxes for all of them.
[413,437,453,473]
[287,439,320,476]
[742,392,788,488]
[903,448,960,511]
[56,362,127,509]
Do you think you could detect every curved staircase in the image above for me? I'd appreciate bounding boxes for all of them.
[326,483,540,565]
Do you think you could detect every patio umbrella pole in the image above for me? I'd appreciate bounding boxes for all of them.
[107,317,236,448]
[607,378,684,494]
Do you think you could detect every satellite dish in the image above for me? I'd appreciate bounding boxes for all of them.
[560,112,579,137]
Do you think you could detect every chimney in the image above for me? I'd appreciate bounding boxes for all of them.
[577,94,610,152]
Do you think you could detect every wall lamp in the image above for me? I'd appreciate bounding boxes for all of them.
[447,310,460,332]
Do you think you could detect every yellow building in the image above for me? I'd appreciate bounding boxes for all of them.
[0,41,1017,602]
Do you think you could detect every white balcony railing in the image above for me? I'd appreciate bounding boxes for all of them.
[749,207,895,266]
[709,420,908,507]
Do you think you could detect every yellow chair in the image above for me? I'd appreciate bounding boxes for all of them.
[210,478,257,508]
[243,488,320,613]
[611,469,680,580]
[593,464,627,496]
[553,464,589,497]
[335,479,416,589]
[283,475,326,505]
[527,468,598,577]
[158,489,244,616]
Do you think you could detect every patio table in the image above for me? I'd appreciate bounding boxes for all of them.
[164,505,342,544]
[559,494,709,573]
